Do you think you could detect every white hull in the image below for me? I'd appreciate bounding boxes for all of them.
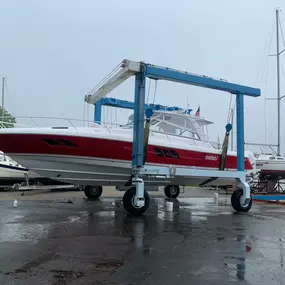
[0,164,28,185]
[256,154,285,175]
[256,160,285,173]
[0,167,27,179]
[9,153,245,187]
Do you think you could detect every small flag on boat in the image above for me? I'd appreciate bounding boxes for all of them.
[195,106,200,116]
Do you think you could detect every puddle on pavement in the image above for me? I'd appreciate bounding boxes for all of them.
[190,211,210,216]
[157,211,176,221]
[68,216,82,223]
[0,214,24,224]
[94,211,116,217]
[157,210,208,222]
[189,265,222,278]
[0,223,52,242]
[190,216,208,222]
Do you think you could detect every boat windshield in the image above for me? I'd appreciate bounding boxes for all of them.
[124,110,213,142]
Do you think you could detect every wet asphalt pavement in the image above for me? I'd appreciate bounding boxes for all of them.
[0,196,285,285]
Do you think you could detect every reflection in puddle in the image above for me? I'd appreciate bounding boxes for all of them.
[189,265,221,279]
[190,211,210,216]
[223,235,253,281]
[0,214,24,223]
[190,216,207,222]
[0,223,52,242]
[68,216,82,223]
[132,219,145,250]
[94,211,115,217]
[157,211,175,222]
[219,211,232,215]
[157,210,208,222]
[226,260,246,281]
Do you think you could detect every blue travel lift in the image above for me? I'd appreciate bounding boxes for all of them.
[93,97,187,124]
[85,59,261,215]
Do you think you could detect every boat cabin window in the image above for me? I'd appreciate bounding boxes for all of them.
[43,138,62,146]
[154,148,164,157]
[170,150,179,159]
[43,138,77,147]
[153,147,180,159]
[162,149,172,158]
[277,157,284,160]
[57,139,77,147]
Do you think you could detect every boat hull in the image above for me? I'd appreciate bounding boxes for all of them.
[0,164,28,186]
[0,130,255,188]
[256,159,285,177]
[7,153,248,187]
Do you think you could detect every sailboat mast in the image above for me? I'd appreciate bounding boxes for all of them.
[1,77,4,122]
[276,8,281,156]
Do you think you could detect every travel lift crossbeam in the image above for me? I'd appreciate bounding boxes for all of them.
[94,97,186,124]
[85,59,261,215]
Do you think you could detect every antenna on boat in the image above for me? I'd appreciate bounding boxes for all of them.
[1,77,5,122]
[276,8,281,156]
[186,94,189,110]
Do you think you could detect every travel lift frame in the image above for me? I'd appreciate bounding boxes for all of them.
[93,97,186,124]
[85,59,261,215]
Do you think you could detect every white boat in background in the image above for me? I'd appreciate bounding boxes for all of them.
[256,153,285,175]
[0,150,29,186]
[0,78,29,186]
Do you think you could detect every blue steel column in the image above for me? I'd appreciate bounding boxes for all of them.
[236,93,245,171]
[94,99,102,124]
[132,71,146,167]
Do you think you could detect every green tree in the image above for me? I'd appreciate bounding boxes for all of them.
[0,107,16,128]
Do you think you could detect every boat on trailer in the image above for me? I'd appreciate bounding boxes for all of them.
[0,108,257,197]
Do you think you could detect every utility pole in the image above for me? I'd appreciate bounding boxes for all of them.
[276,8,281,156]
[1,77,4,122]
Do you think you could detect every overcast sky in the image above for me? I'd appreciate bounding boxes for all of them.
[0,0,285,154]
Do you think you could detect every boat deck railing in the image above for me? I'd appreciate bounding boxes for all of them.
[0,116,221,150]
[0,116,122,130]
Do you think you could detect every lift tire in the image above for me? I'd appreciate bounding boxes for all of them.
[164,185,180,199]
[84,186,103,199]
[123,187,150,216]
[231,189,252,212]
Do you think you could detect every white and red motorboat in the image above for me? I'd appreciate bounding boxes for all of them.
[0,109,257,197]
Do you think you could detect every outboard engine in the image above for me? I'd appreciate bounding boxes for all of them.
[245,150,260,184]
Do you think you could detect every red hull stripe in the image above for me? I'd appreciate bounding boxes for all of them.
[0,134,253,170]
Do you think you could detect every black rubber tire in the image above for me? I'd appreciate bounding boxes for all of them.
[164,185,180,198]
[231,189,252,212]
[123,187,150,216]
[84,186,103,199]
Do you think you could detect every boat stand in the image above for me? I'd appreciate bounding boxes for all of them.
[251,172,285,203]
[85,59,261,215]
[251,175,285,203]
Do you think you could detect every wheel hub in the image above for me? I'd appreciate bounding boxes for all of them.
[169,186,177,195]
[131,196,144,208]
[90,187,99,195]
